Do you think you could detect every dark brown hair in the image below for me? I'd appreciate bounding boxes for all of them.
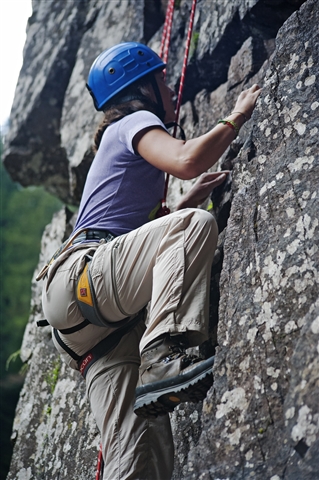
[93,73,161,152]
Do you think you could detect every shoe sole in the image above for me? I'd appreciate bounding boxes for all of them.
[134,356,214,418]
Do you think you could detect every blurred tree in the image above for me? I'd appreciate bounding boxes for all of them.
[0,153,62,377]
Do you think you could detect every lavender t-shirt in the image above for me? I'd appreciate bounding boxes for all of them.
[73,111,166,236]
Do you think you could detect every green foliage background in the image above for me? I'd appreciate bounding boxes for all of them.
[0,137,62,477]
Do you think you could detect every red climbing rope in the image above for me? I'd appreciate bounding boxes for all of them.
[159,0,175,65]
[161,0,198,211]
[174,0,197,130]
[95,443,104,480]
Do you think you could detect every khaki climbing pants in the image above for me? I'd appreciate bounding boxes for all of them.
[42,208,218,480]
[89,207,218,350]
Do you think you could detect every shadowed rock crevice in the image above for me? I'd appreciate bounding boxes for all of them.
[143,0,165,43]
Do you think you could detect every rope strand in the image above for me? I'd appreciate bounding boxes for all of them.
[159,0,175,67]
[163,0,198,207]
[95,444,104,480]
[174,0,197,132]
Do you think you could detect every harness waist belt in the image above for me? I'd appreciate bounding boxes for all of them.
[36,229,116,281]
[72,229,116,244]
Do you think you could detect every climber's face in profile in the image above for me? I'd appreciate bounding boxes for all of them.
[154,71,176,124]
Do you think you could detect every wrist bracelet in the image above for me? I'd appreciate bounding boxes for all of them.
[218,119,239,138]
[231,111,248,122]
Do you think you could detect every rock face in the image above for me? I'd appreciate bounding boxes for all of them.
[4,0,318,479]
[185,2,319,478]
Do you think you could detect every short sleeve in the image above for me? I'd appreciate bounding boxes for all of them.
[118,111,167,154]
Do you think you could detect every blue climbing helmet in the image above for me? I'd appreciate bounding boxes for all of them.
[87,42,166,111]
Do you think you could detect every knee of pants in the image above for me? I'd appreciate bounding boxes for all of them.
[188,209,219,242]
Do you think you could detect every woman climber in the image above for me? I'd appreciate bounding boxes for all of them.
[40,42,261,479]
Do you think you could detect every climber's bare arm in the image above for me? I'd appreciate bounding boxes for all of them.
[133,84,261,180]
[134,125,235,180]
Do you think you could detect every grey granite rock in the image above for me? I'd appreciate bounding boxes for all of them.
[3,0,89,203]
[184,1,319,478]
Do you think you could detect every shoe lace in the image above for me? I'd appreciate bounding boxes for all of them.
[163,344,200,367]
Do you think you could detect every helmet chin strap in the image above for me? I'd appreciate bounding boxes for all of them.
[148,74,186,140]
[150,75,166,122]
[165,122,186,141]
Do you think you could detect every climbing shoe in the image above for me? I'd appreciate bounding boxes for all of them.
[134,333,214,418]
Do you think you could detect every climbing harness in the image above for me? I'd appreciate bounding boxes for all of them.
[52,307,144,378]
[37,229,145,378]
[76,252,132,328]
